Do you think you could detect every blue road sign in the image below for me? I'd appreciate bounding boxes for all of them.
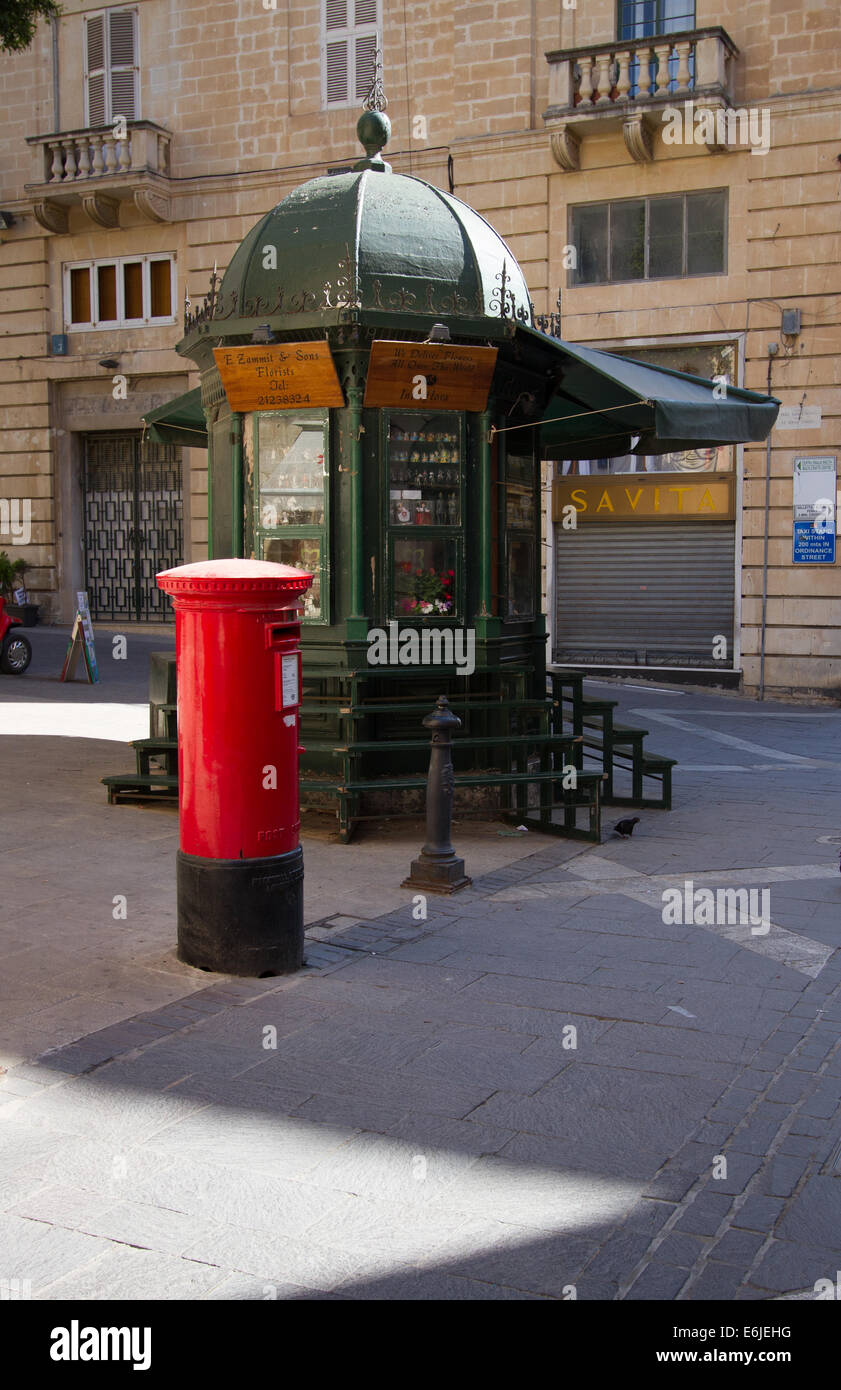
[793,520,835,564]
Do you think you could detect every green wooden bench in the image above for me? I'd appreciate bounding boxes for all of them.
[300,766,605,844]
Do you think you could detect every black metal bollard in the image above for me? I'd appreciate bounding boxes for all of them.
[401,695,472,894]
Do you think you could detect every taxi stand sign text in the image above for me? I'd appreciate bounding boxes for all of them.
[792,456,836,565]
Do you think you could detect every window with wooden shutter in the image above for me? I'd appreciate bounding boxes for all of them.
[109,10,137,122]
[85,8,139,127]
[325,41,348,105]
[86,15,107,126]
[354,33,377,100]
[64,256,176,330]
[321,0,380,108]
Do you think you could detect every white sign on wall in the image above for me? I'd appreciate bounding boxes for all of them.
[792,456,836,564]
[777,405,822,430]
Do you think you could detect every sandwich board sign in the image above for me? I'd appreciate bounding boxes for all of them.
[792,456,836,565]
[61,591,100,682]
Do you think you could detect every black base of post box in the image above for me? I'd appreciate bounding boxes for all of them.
[176,846,304,977]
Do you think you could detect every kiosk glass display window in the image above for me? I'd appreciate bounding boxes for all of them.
[385,411,464,619]
[392,536,458,618]
[254,410,329,622]
[504,450,537,620]
[386,412,463,527]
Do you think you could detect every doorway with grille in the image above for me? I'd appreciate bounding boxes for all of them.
[82,433,183,622]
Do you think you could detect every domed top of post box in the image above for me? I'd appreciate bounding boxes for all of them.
[157,558,313,603]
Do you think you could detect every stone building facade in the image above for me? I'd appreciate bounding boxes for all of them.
[0,0,838,694]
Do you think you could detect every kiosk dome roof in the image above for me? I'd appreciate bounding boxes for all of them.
[215,168,533,330]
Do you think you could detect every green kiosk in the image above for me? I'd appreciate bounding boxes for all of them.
[143,109,778,842]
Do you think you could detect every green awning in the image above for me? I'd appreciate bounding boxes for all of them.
[143,387,207,448]
[535,335,780,459]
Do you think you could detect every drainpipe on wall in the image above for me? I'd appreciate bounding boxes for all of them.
[758,345,777,701]
[51,17,60,132]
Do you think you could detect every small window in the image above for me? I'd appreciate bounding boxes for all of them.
[85,7,139,127]
[149,259,172,317]
[70,267,91,324]
[97,264,118,321]
[322,0,381,108]
[123,261,143,319]
[647,196,683,279]
[64,255,176,330]
[570,191,727,285]
[618,0,695,38]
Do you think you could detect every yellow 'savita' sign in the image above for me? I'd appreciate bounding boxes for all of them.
[552,476,735,523]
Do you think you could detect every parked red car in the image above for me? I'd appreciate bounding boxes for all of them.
[0,595,32,674]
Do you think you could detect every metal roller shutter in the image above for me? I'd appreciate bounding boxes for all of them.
[553,521,735,667]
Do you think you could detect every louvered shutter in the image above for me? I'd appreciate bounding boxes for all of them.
[326,41,349,104]
[354,33,376,99]
[355,0,377,22]
[109,10,137,122]
[325,0,347,28]
[86,14,107,126]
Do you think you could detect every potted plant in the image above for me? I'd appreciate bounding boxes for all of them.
[0,552,39,627]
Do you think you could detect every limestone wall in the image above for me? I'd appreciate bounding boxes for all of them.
[0,0,838,692]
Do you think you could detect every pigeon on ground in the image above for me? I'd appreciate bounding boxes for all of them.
[614,817,640,838]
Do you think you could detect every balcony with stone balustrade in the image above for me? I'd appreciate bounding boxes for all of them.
[544,27,739,171]
[24,122,173,233]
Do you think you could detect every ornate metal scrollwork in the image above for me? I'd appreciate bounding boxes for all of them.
[336,246,362,312]
[534,291,563,340]
[388,286,417,310]
[184,265,222,333]
[362,47,388,113]
[491,259,518,320]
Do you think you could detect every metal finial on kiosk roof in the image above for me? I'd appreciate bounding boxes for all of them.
[354,45,392,173]
[362,45,388,112]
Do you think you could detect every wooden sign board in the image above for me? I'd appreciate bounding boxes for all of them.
[212,342,345,412]
[60,591,99,683]
[553,475,735,523]
[363,340,498,411]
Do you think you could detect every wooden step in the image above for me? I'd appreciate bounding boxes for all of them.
[130,736,178,776]
[102,774,178,805]
[301,698,554,717]
[333,733,581,754]
[642,753,678,769]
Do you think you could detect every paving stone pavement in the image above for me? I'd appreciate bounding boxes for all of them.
[2,651,841,1300]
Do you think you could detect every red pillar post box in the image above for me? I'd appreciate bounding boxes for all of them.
[156,559,313,976]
